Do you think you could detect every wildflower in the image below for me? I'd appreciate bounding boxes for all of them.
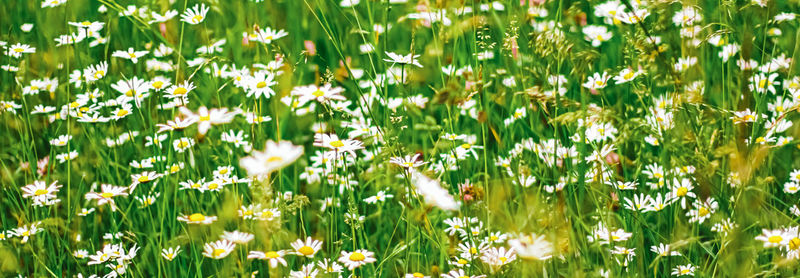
[613,68,643,84]
[21,180,60,206]
[583,71,611,91]
[292,84,347,104]
[10,222,43,244]
[165,80,196,99]
[202,240,235,259]
[85,184,129,210]
[5,43,35,58]
[481,247,516,271]
[291,237,323,258]
[508,233,553,261]
[254,27,289,44]
[111,47,148,64]
[179,106,238,135]
[389,153,427,169]
[410,169,460,211]
[337,249,376,270]
[671,264,697,276]
[756,229,787,248]
[248,250,288,268]
[239,140,304,177]
[314,133,364,156]
[178,213,218,225]
[364,190,394,204]
[245,71,277,98]
[384,51,423,68]
[221,230,255,244]
[161,246,181,261]
[582,25,612,47]
[172,137,195,153]
[181,3,209,25]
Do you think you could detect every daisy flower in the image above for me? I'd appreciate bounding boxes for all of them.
[582,71,611,91]
[364,190,394,204]
[389,153,427,169]
[21,180,62,206]
[178,213,218,225]
[221,230,255,245]
[111,47,148,64]
[337,249,376,270]
[202,240,235,259]
[179,106,238,135]
[313,133,364,156]
[245,71,277,99]
[384,51,423,68]
[507,233,553,261]
[172,137,195,153]
[161,246,181,261]
[165,80,196,99]
[239,140,304,177]
[85,183,129,210]
[291,84,347,104]
[248,250,288,268]
[290,237,323,258]
[181,3,209,25]
[5,43,35,58]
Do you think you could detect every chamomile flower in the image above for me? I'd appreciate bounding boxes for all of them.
[202,240,235,259]
[239,140,304,177]
[364,190,394,204]
[178,213,218,225]
[384,51,423,68]
[248,250,288,268]
[111,47,148,64]
[181,3,209,25]
[172,137,195,153]
[161,246,181,261]
[337,249,376,270]
[291,237,323,258]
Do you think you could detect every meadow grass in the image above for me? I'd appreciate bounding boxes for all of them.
[1,0,800,277]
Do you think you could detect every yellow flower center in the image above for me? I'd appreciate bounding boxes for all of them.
[759,79,769,89]
[312,89,325,97]
[624,71,635,80]
[769,235,783,243]
[101,192,114,198]
[349,252,366,261]
[676,187,688,197]
[34,189,48,196]
[138,176,150,182]
[188,213,205,222]
[267,156,283,162]
[265,251,280,259]
[192,15,203,23]
[330,140,345,148]
[790,237,800,250]
[461,143,471,149]
[413,273,424,278]
[256,81,267,88]
[173,87,188,95]
[212,248,225,257]
[199,115,210,121]
[298,246,315,255]
[698,207,709,217]
[94,71,105,79]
